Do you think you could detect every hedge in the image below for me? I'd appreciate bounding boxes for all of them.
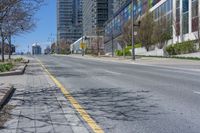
[165,41,197,55]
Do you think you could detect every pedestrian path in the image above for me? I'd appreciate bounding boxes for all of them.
[0,57,90,133]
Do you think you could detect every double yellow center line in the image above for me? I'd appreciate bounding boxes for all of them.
[37,59,104,133]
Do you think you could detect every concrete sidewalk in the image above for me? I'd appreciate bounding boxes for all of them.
[0,57,90,133]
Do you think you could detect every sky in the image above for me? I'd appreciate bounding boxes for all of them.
[13,1,56,53]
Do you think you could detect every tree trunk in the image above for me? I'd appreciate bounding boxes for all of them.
[123,47,125,58]
[1,36,5,62]
[8,34,12,59]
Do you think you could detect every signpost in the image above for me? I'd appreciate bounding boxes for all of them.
[80,42,86,56]
[80,42,86,49]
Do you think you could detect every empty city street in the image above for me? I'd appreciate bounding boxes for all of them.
[37,55,200,133]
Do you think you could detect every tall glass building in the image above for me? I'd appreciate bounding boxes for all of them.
[83,0,113,36]
[57,0,83,44]
[104,0,199,53]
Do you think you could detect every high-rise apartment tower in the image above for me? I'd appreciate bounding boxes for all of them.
[57,0,83,44]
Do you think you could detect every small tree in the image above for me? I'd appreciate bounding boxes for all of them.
[137,11,154,51]
[152,18,172,49]
[119,20,132,46]
[51,42,56,54]
[118,19,140,45]
[117,19,140,57]
[117,36,126,58]
[96,27,103,56]
[59,38,71,54]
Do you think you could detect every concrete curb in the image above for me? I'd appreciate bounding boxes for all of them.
[0,85,14,108]
[0,64,28,77]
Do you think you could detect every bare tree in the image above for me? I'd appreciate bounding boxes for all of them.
[96,27,103,56]
[4,4,35,59]
[152,18,172,49]
[59,38,71,54]
[137,11,154,51]
[119,20,132,46]
[117,19,140,57]
[51,42,56,54]
[0,0,43,62]
[117,36,126,58]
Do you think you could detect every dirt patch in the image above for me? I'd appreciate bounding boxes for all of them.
[0,105,15,128]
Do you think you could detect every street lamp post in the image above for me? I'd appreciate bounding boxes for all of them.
[81,36,85,56]
[131,0,134,60]
[131,0,140,60]
[111,29,114,57]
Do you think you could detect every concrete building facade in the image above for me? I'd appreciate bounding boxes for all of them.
[57,0,83,44]
[104,0,200,54]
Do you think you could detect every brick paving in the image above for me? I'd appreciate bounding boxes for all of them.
[0,57,90,133]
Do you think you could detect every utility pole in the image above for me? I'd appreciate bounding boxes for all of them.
[81,36,84,56]
[8,33,12,59]
[95,27,101,56]
[131,0,140,60]
[131,0,135,60]
[111,28,114,57]
[0,20,5,62]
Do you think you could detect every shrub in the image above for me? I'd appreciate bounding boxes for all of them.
[134,43,142,48]
[115,50,123,56]
[115,48,131,56]
[165,41,197,55]
[14,58,23,62]
[126,43,142,49]
[0,63,13,72]
[165,45,176,55]
[124,47,131,56]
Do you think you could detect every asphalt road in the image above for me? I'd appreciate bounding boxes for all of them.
[37,55,200,133]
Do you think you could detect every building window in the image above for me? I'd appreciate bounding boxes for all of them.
[176,0,180,35]
[192,0,198,32]
[182,0,189,34]
[182,13,189,34]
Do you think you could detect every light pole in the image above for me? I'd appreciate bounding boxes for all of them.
[131,0,140,60]
[81,36,84,56]
[111,28,114,57]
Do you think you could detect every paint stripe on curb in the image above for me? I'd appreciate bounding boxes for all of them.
[37,58,104,133]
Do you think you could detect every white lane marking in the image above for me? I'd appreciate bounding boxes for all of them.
[105,70,121,75]
[193,90,200,95]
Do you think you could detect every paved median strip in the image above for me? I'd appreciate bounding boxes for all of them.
[37,59,104,133]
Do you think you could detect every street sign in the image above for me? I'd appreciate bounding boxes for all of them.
[80,42,86,49]
[134,31,137,35]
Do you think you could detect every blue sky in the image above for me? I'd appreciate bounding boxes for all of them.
[13,1,56,53]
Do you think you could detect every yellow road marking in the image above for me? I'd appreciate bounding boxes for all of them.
[37,59,104,133]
